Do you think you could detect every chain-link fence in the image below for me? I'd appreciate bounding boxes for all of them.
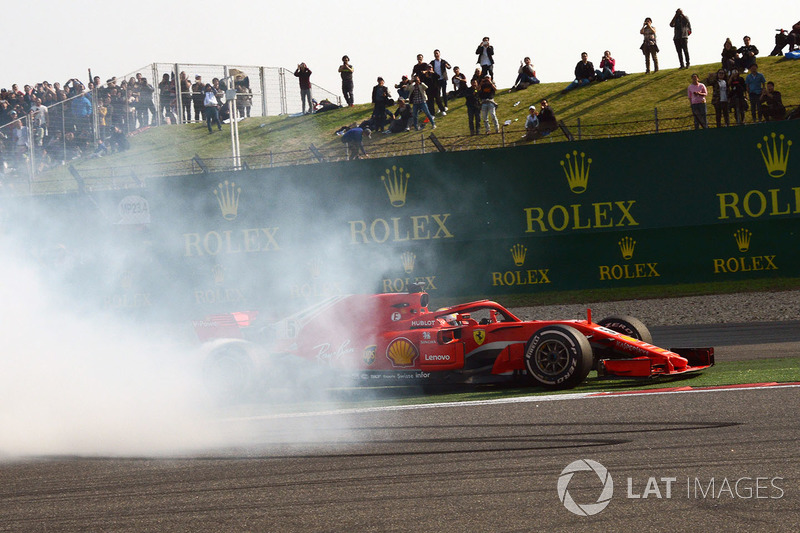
[0,62,342,189]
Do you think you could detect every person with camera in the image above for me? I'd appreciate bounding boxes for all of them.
[687,72,707,129]
[339,56,354,107]
[294,62,313,115]
[203,83,223,133]
[476,37,495,79]
[670,8,692,69]
[430,49,451,112]
[478,75,499,135]
[371,77,392,132]
[640,17,659,73]
[408,74,436,131]
[595,51,616,81]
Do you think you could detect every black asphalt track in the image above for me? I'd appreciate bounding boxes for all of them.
[1,323,798,532]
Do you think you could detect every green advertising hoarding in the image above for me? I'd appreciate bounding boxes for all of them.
[5,120,797,318]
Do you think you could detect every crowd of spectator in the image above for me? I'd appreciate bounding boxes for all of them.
[4,12,799,171]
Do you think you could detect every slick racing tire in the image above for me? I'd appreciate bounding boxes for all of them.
[202,342,255,403]
[597,315,653,344]
[524,325,593,389]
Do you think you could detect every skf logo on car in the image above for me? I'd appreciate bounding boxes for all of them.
[524,152,638,234]
[717,132,796,221]
[712,228,778,275]
[598,236,660,282]
[490,243,551,287]
[473,330,486,345]
[214,180,241,220]
[386,337,418,367]
[557,459,613,516]
[347,167,454,245]
[560,150,591,194]
[363,345,376,366]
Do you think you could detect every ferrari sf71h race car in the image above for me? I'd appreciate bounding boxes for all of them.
[194,286,714,400]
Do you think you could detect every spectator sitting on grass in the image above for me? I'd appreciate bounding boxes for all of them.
[595,51,615,81]
[737,36,759,71]
[388,98,412,133]
[395,75,410,99]
[562,52,595,93]
[449,67,468,99]
[512,57,540,90]
[537,99,558,134]
[524,105,540,140]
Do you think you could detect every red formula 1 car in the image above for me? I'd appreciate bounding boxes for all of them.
[194,287,714,399]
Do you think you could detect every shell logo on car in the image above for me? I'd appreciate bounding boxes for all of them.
[386,337,418,367]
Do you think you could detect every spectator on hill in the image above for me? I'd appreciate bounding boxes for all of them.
[478,75,499,135]
[476,37,495,78]
[421,66,445,116]
[339,56,354,107]
[29,96,48,145]
[136,77,156,128]
[294,63,313,115]
[721,38,739,74]
[465,78,481,135]
[179,71,192,122]
[158,73,176,124]
[512,57,540,90]
[687,72,708,129]
[737,36,759,71]
[562,52,595,93]
[394,75,410,100]
[640,18,659,73]
[450,67,468,99]
[203,83,222,133]
[745,63,766,122]
[412,54,428,78]
[595,50,616,81]
[191,75,205,121]
[371,77,391,132]
[430,49,451,111]
[408,75,436,131]
[728,69,748,125]
[760,81,786,121]
[787,21,800,52]
[670,8,692,69]
[537,99,558,134]
[72,91,92,134]
[707,69,730,128]
[236,85,252,118]
[341,126,369,159]
[770,29,789,56]
[524,105,539,141]
[388,98,412,133]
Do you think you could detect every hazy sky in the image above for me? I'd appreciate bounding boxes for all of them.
[5,1,797,104]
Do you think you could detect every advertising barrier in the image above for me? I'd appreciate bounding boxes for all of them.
[3,120,797,319]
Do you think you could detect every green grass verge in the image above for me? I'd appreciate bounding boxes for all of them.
[229,357,800,415]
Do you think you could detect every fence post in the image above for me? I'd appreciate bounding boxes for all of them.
[654,107,659,133]
[175,63,183,125]
[421,132,425,153]
[577,118,581,140]
[260,67,268,117]
[501,125,506,147]
[151,64,161,127]
[279,68,287,115]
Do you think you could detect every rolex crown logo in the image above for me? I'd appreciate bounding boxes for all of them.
[618,236,636,260]
[510,244,527,267]
[120,271,133,290]
[308,258,323,279]
[400,251,416,274]
[757,133,791,178]
[733,228,751,253]
[560,150,591,194]
[211,263,225,285]
[214,181,241,220]
[382,166,410,207]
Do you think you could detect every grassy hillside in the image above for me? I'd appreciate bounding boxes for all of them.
[36,56,799,193]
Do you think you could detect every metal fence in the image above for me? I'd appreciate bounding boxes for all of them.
[0,62,342,188]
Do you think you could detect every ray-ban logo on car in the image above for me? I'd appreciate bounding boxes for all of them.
[557,459,613,516]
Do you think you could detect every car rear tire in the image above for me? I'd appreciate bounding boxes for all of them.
[524,325,593,389]
[597,315,653,344]
[203,343,255,403]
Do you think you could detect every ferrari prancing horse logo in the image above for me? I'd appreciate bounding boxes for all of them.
[473,329,486,345]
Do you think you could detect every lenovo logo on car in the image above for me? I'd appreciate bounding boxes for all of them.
[423,353,453,362]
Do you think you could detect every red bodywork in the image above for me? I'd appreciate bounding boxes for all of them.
[194,291,714,387]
